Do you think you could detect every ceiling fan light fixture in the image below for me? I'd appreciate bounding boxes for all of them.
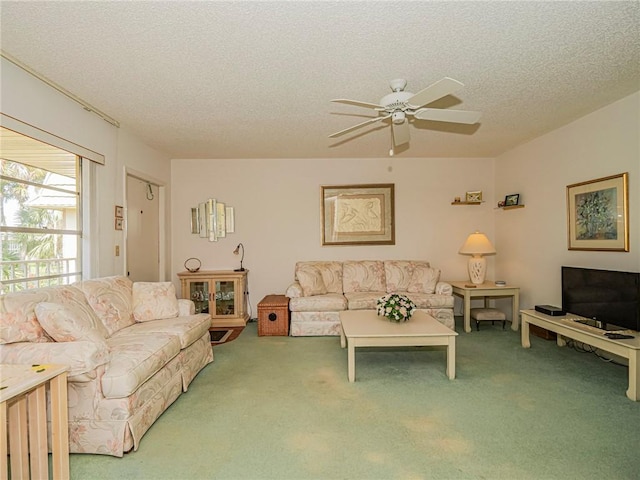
[329,76,482,155]
[392,111,406,124]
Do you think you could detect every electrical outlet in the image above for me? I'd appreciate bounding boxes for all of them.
[115,245,120,256]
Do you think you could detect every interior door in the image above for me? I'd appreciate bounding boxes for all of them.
[126,175,159,282]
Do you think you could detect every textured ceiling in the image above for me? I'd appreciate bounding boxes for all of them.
[1,1,639,159]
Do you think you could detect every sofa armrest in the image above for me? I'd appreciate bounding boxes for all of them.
[0,341,110,381]
[285,282,303,298]
[435,281,453,295]
[178,298,195,316]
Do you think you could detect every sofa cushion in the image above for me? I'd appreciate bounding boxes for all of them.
[76,276,135,336]
[102,332,181,398]
[35,302,108,347]
[289,293,347,312]
[1,290,51,344]
[44,285,111,339]
[344,291,387,310]
[296,265,328,296]
[407,265,441,294]
[405,293,455,309]
[132,282,179,322]
[343,260,385,293]
[384,260,430,292]
[295,261,343,294]
[111,314,211,349]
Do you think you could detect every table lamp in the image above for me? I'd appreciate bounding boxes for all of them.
[458,232,496,284]
[233,243,245,271]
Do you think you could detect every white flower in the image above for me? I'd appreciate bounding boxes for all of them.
[376,293,416,322]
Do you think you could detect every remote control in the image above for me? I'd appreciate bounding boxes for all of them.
[605,333,635,340]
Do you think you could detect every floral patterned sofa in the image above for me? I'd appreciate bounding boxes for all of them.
[285,260,455,336]
[0,276,213,457]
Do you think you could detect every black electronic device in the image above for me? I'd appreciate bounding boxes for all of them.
[562,266,640,332]
[604,333,635,340]
[535,304,566,316]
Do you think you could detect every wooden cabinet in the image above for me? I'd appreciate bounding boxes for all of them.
[178,270,249,328]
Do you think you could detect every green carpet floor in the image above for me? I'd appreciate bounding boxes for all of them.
[71,318,640,479]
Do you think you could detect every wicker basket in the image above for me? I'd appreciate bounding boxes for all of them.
[258,294,290,336]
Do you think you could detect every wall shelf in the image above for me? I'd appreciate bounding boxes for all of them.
[498,205,525,210]
[451,201,482,205]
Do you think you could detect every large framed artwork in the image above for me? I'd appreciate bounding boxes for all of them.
[566,172,629,251]
[321,183,395,246]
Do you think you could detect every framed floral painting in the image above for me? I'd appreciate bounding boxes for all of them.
[566,172,629,251]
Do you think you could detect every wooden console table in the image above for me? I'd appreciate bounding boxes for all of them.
[521,309,640,401]
[1,364,70,479]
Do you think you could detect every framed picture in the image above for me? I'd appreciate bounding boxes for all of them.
[567,172,629,251]
[465,191,482,203]
[115,217,123,230]
[504,193,520,206]
[321,183,395,246]
[115,205,123,218]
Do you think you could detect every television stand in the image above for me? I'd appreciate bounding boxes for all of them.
[521,309,640,401]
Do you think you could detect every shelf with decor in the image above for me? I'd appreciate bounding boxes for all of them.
[451,201,483,205]
[497,204,525,210]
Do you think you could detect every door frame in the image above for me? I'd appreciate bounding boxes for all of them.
[124,167,167,281]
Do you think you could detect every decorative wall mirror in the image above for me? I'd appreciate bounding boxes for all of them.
[191,199,235,241]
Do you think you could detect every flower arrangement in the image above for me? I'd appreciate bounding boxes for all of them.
[376,293,416,322]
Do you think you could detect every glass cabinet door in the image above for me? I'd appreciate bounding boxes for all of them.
[214,280,235,316]
[189,281,210,314]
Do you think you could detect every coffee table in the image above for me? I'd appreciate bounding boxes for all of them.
[339,310,458,382]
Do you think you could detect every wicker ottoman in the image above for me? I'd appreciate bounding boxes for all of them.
[258,294,290,336]
[470,308,506,331]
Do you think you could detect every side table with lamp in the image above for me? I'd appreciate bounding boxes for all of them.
[453,232,520,333]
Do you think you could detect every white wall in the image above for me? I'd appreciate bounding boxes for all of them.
[1,57,172,277]
[171,157,495,316]
[494,92,640,312]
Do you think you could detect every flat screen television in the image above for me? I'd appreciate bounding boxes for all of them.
[562,266,640,332]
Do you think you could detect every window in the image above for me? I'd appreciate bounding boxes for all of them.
[1,127,82,293]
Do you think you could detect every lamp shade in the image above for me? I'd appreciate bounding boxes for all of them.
[458,232,496,256]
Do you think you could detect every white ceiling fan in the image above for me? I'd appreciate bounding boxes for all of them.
[329,77,482,156]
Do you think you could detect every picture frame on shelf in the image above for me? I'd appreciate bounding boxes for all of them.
[505,193,520,206]
[321,183,395,246]
[465,191,482,203]
[566,172,629,251]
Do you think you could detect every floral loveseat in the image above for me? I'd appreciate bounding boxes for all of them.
[0,276,213,456]
[285,260,455,336]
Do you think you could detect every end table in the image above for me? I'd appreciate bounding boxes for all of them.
[450,281,520,333]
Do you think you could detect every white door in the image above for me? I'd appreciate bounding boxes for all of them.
[126,175,159,282]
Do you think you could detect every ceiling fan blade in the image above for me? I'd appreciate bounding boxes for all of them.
[328,114,390,138]
[331,99,384,109]
[413,108,482,125]
[406,77,464,109]
[392,120,410,147]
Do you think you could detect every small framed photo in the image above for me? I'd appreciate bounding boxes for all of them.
[465,191,482,203]
[115,217,124,230]
[115,205,124,218]
[504,194,520,206]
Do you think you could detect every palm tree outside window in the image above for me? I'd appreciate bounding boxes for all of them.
[1,127,82,293]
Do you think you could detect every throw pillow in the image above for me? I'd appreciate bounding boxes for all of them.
[35,302,108,346]
[132,282,179,322]
[297,266,328,297]
[407,265,440,294]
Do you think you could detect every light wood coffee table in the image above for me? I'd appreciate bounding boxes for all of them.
[339,310,458,382]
